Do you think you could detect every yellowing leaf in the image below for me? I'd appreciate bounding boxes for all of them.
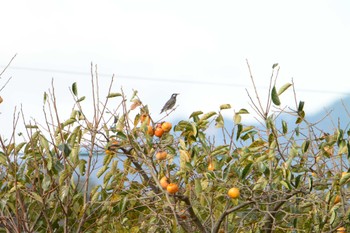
[200,111,217,121]
[234,113,241,124]
[179,149,191,171]
[215,113,224,128]
[278,83,292,95]
[220,104,231,110]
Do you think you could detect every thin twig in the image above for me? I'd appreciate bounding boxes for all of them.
[0,54,17,77]
[246,59,266,118]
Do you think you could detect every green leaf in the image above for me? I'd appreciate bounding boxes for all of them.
[241,126,254,133]
[59,170,69,186]
[237,108,249,114]
[308,176,313,191]
[194,179,202,197]
[25,125,38,129]
[191,122,198,137]
[272,63,279,69]
[302,140,310,153]
[58,143,71,157]
[282,120,288,135]
[120,197,128,213]
[77,96,86,102]
[329,210,336,225]
[47,151,53,171]
[107,92,122,98]
[60,185,70,201]
[278,83,292,95]
[72,82,78,96]
[42,175,51,191]
[236,124,243,140]
[248,139,265,150]
[91,188,100,203]
[298,101,305,112]
[70,145,80,164]
[0,153,7,165]
[14,142,26,154]
[222,166,230,181]
[97,165,109,178]
[62,118,76,127]
[79,159,86,176]
[116,115,125,131]
[241,162,252,179]
[116,131,127,140]
[211,145,229,157]
[241,131,257,141]
[271,86,281,106]
[29,191,43,204]
[220,104,231,110]
[295,111,305,124]
[39,135,50,152]
[253,180,268,191]
[103,152,113,166]
[189,111,203,119]
[280,180,292,190]
[174,120,193,131]
[340,172,350,186]
[294,175,302,188]
[43,92,47,104]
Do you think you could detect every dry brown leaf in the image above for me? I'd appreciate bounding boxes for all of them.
[130,99,141,110]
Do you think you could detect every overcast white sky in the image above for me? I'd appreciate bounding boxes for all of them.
[1,0,350,135]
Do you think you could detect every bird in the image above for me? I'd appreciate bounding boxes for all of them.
[160,93,179,114]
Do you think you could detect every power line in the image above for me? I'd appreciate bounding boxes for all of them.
[2,65,249,87]
[2,65,349,95]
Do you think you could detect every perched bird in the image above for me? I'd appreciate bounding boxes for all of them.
[160,93,179,114]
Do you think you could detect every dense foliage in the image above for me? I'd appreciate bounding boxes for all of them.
[0,63,349,232]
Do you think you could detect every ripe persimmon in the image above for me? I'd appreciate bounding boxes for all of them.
[178,210,187,219]
[337,227,346,233]
[154,127,164,137]
[161,122,172,132]
[208,162,215,171]
[160,176,169,189]
[156,151,167,161]
[167,183,179,194]
[228,187,240,199]
[334,195,341,204]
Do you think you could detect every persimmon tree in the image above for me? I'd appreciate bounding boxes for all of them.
[0,62,349,233]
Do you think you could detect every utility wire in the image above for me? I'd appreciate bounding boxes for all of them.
[2,65,248,87]
[2,65,349,95]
